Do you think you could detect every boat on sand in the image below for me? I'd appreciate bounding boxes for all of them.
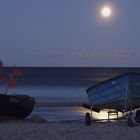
[0,60,35,119]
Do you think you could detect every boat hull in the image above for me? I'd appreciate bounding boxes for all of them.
[86,73,140,112]
[0,94,35,119]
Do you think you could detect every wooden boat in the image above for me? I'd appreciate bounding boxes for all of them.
[0,61,35,119]
[0,94,35,119]
[86,73,140,112]
[84,73,140,126]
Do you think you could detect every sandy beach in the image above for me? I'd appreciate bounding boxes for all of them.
[0,119,139,140]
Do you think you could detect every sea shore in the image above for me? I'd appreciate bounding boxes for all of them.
[0,118,139,140]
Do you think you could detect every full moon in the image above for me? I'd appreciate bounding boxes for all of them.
[101,6,112,18]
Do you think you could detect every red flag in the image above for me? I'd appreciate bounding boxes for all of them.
[0,74,5,83]
[12,65,21,76]
[0,60,3,68]
[8,79,17,88]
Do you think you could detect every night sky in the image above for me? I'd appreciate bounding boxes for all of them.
[0,0,140,67]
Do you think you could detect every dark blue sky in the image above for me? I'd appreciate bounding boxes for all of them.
[0,0,140,67]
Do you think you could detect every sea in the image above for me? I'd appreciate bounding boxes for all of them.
[0,67,140,121]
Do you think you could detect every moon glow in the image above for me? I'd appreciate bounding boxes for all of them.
[101,6,112,18]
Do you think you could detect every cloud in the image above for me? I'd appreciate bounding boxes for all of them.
[49,50,64,57]
[113,48,136,56]
[32,48,137,58]
[71,48,137,57]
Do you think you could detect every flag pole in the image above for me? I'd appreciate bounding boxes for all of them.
[1,63,20,95]
[4,74,13,95]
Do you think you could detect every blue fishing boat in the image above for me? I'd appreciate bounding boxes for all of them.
[83,73,140,125]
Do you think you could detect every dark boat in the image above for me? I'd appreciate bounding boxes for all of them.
[0,60,35,119]
[0,94,35,119]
